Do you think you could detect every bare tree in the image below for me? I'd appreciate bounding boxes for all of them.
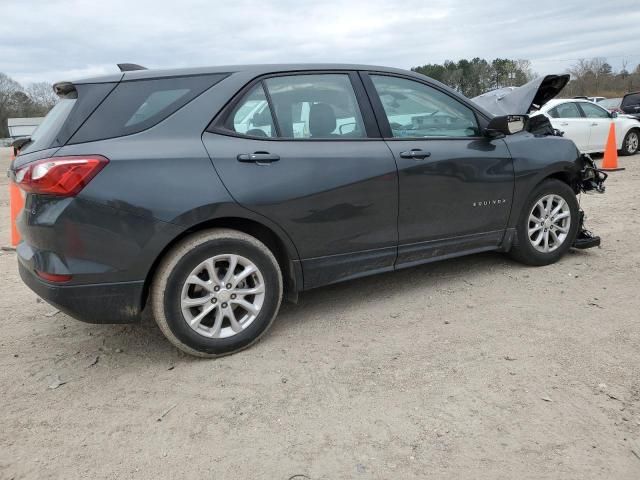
[1,73,57,137]
[567,58,593,95]
[26,82,58,111]
[0,73,24,137]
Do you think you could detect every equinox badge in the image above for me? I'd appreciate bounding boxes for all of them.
[473,199,507,207]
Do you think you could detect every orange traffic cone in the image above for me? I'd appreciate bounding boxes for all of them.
[601,122,625,171]
[9,181,24,247]
[8,146,24,247]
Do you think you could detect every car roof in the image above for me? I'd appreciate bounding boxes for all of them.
[68,62,495,120]
[72,63,421,84]
[542,98,596,109]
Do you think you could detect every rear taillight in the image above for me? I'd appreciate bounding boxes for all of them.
[15,155,108,197]
[36,271,72,283]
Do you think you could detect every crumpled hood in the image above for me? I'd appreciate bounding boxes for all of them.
[472,74,570,116]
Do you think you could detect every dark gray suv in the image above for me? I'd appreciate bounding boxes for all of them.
[10,64,605,357]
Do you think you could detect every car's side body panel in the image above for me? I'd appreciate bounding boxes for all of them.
[384,138,514,265]
[11,63,589,325]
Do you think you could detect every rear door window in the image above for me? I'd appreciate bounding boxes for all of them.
[549,103,582,118]
[263,74,367,139]
[70,74,227,144]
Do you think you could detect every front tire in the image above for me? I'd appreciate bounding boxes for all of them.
[620,129,639,156]
[151,229,283,357]
[509,179,579,266]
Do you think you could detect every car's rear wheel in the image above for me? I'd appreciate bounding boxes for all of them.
[508,179,579,266]
[151,229,282,357]
[620,129,639,156]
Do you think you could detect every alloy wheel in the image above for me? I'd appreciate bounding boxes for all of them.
[626,131,639,153]
[180,254,265,338]
[527,194,571,253]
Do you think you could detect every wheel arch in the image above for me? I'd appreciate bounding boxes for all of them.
[507,161,580,232]
[543,170,574,190]
[141,216,303,310]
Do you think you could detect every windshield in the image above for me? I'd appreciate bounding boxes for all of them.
[19,99,75,154]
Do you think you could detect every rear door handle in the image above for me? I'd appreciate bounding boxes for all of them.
[591,122,599,126]
[399,149,431,160]
[237,152,280,164]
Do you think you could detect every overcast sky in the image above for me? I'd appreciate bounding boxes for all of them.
[2,0,639,85]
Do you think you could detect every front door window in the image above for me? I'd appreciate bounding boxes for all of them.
[370,75,479,138]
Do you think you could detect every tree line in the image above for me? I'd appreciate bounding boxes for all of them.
[412,57,640,99]
[0,73,58,138]
[563,57,640,98]
[412,58,535,98]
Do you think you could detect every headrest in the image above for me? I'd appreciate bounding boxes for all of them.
[309,103,336,137]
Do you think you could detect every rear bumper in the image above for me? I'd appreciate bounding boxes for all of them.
[19,262,143,324]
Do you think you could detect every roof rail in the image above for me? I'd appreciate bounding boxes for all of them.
[117,63,148,72]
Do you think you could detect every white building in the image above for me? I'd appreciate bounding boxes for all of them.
[7,117,44,138]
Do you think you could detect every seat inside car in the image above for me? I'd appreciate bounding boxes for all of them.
[309,102,337,137]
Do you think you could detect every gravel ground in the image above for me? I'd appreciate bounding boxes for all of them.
[1,147,639,479]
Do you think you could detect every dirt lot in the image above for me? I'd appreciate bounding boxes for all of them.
[1,147,639,479]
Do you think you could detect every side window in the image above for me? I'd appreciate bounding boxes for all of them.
[579,102,610,118]
[552,103,582,119]
[370,75,479,138]
[224,84,276,138]
[263,74,366,139]
[548,107,559,118]
[71,74,227,144]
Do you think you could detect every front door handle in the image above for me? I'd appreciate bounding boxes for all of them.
[237,152,280,164]
[591,122,599,126]
[399,149,431,160]
[559,122,569,126]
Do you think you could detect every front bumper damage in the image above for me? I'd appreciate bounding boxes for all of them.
[573,154,607,249]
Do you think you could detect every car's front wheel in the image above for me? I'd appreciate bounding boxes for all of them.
[509,179,580,266]
[151,229,283,357]
[620,129,639,156]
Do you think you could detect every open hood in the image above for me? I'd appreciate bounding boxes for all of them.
[472,74,570,116]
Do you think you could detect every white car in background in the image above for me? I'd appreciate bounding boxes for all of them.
[531,99,640,156]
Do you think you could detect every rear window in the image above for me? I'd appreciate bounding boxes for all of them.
[622,93,640,107]
[19,99,75,153]
[70,74,227,144]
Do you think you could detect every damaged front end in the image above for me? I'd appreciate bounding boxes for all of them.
[472,73,608,252]
[573,153,608,249]
[524,117,607,249]
[578,153,607,194]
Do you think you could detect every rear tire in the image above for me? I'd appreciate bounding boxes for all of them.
[508,179,579,266]
[620,129,639,156]
[151,229,282,357]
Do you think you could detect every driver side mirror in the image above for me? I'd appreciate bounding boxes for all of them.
[610,111,618,118]
[485,115,527,138]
